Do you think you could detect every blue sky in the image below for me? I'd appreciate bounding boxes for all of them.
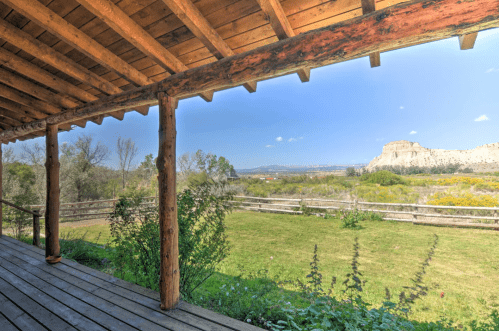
[11,28,499,170]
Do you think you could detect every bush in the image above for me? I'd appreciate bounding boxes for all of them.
[108,181,233,299]
[361,170,405,186]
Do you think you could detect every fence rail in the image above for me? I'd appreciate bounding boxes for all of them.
[232,196,499,230]
[2,195,496,230]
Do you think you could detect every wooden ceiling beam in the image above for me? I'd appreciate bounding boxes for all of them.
[134,105,150,116]
[0,83,60,115]
[74,0,214,102]
[0,0,497,142]
[0,48,96,104]
[0,18,122,96]
[361,0,381,68]
[255,0,310,83]
[0,115,22,127]
[2,0,153,87]
[0,107,34,123]
[0,66,79,110]
[0,97,48,120]
[161,0,257,94]
[459,32,478,50]
[109,110,125,121]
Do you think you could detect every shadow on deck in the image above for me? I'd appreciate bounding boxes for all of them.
[0,235,263,331]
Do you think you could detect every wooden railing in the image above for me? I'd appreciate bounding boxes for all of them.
[1,199,41,246]
[29,196,158,223]
[232,196,499,230]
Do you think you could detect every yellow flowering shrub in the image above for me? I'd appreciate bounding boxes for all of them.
[475,181,499,191]
[354,185,419,203]
[435,177,484,186]
[427,192,499,207]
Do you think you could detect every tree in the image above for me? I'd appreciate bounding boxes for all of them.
[117,136,138,189]
[60,134,109,202]
[20,142,46,203]
[346,167,357,177]
[137,154,157,180]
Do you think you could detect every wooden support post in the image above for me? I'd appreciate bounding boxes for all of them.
[413,206,418,222]
[494,210,498,224]
[459,32,478,50]
[33,210,40,247]
[0,144,2,237]
[45,124,60,263]
[157,92,179,310]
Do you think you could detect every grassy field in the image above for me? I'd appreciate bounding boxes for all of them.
[219,211,499,326]
[58,210,499,326]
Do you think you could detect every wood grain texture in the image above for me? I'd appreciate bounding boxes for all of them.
[1,0,153,87]
[45,125,60,259]
[157,92,179,310]
[0,146,2,237]
[369,51,381,67]
[161,0,258,93]
[0,0,498,141]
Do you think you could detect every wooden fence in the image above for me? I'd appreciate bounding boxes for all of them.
[29,196,158,223]
[16,195,499,230]
[232,196,499,230]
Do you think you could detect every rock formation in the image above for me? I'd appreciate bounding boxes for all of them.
[366,140,499,172]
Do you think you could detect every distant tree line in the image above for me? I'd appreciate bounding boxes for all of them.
[363,164,473,176]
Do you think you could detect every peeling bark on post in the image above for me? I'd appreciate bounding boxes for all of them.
[157,92,179,310]
[45,124,60,259]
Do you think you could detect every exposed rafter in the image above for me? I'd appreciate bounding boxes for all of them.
[74,0,214,102]
[0,18,122,96]
[0,48,95,103]
[0,0,498,141]
[361,0,381,67]
[459,32,478,50]
[255,0,311,82]
[161,0,258,93]
[1,0,153,87]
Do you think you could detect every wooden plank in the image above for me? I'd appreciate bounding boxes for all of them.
[0,96,49,120]
[0,292,46,331]
[0,275,77,330]
[1,0,498,141]
[0,17,122,96]
[361,0,380,67]
[75,0,213,102]
[0,83,61,115]
[0,240,223,331]
[0,262,106,330]
[0,146,2,237]
[0,256,138,331]
[161,0,258,93]
[0,315,20,331]
[0,47,95,103]
[459,32,478,50]
[1,0,153,87]
[45,124,60,260]
[157,92,179,310]
[255,0,310,81]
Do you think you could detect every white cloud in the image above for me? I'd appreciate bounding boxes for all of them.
[275,136,283,142]
[485,68,499,73]
[265,145,274,148]
[409,131,417,135]
[288,138,297,142]
[400,106,404,110]
[299,136,304,139]
[475,115,489,122]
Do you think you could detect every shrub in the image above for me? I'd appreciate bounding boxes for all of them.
[108,180,233,299]
[361,170,405,186]
[427,193,499,207]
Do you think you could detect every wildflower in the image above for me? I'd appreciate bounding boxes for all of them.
[247,319,251,323]
[270,256,273,260]
[440,292,445,298]
[226,292,229,296]
[244,287,248,291]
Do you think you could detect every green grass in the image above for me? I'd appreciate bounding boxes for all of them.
[36,210,499,327]
[219,211,499,326]
[60,225,112,245]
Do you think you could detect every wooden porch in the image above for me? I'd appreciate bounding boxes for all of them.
[0,235,263,331]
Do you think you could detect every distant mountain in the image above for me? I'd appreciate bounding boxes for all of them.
[236,164,367,174]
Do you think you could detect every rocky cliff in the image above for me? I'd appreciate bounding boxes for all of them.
[366,141,499,172]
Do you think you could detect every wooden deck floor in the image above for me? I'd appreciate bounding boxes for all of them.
[0,235,263,331]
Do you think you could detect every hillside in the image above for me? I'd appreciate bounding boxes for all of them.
[367,140,499,172]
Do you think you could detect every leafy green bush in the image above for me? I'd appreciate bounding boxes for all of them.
[108,181,233,299]
[339,209,364,229]
[361,170,406,186]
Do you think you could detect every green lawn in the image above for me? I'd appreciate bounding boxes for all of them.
[220,211,499,326]
[56,211,499,326]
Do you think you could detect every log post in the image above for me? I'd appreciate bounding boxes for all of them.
[413,206,418,222]
[45,124,60,262]
[0,144,2,237]
[157,92,179,310]
[33,210,40,247]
